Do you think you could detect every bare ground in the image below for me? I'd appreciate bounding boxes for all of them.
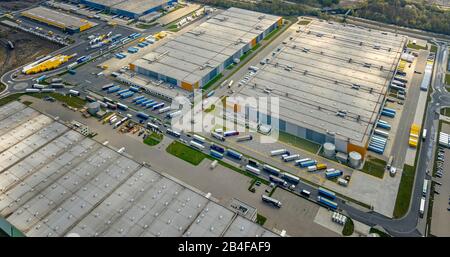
[0,0,43,12]
[0,24,60,76]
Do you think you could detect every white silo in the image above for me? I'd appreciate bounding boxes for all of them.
[323,142,336,158]
[349,151,362,168]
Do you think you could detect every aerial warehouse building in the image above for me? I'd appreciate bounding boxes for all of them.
[21,6,96,34]
[229,20,406,156]
[80,0,178,19]
[130,7,282,91]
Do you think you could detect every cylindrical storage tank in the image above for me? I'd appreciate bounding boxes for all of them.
[323,142,336,158]
[87,102,100,115]
[349,151,362,168]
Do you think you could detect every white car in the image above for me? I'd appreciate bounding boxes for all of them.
[389,167,397,177]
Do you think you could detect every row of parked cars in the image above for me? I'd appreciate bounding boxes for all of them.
[436,147,446,178]
[434,147,450,211]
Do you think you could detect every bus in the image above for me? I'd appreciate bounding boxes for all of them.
[261,195,282,208]
[422,179,428,197]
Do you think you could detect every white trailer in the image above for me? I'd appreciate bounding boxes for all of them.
[245,165,261,176]
[337,178,348,187]
[189,140,205,150]
[282,154,300,162]
[193,134,206,144]
[69,89,80,96]
[270,149,287,156]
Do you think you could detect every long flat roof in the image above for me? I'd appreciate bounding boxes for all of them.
[133,7,281,85]
[21,6,96,30]
[87,0,169,14]
[0,101,277,237]
[113,0,168,14]
[233,20,406,146]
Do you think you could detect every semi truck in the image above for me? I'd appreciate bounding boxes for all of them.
[223,130,239,137]
[263,164,281,176]
[318,196,338,210]
[211,131,225,141]
[236,135,253,142]
[245,165,261,176]
[166,129,181,138]
[325,169,343,179]
[270,149,288,156]
[189,140,205,150]
[210,149,224,159]
[269,175,288,187]
[282,154,300,162]
[226,149,243,160]
[281,172,300,184]
[193,134,206,144]
[210,144,225,153]
[318,187,336,200]
[262,195,282,208]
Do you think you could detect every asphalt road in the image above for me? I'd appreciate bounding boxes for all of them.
[342,42,449,237]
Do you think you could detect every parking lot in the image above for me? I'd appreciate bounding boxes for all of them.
[21,96,342,236]
[430,122,450,236]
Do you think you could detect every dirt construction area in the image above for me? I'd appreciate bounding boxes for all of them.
[0,0,42,11]
[0,24,60,76]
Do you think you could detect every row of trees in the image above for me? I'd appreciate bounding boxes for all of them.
[354,0,450,35]
[192,0,320,17]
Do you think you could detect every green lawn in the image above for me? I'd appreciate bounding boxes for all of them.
[256,214,267,226]
[143,132,163,146]
[393,164,416,218]
[361,156,386,179]
[445,73,450,85]
[263,27,280,41]
[342,218,354,236]
[430,44,437,53]
[278,131,321,154]
[441,107,450,117]
[298,19,311,25]
[202,73,223,91]
[0,93,25,107]
[407,42,427,50]
[166,141,269,184]
[166,23,178,30]
[204,104,215,113]
[166,141,206,165]
[135,22,157,29]
[30,93,86,108]
[369,227,390,237]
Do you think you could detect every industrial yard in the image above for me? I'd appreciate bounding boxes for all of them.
[0,24,60,77]
[0,0,448,241]
[231,20,406,157]
[0,101,276,237]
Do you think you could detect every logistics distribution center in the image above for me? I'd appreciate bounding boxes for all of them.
[21,6,96,34]
[130,7,282,91]
[0,101,277,237]
[233,20,406,156]
[80,0,178,19]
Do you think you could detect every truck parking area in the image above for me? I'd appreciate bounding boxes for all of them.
[430,122,450,236]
